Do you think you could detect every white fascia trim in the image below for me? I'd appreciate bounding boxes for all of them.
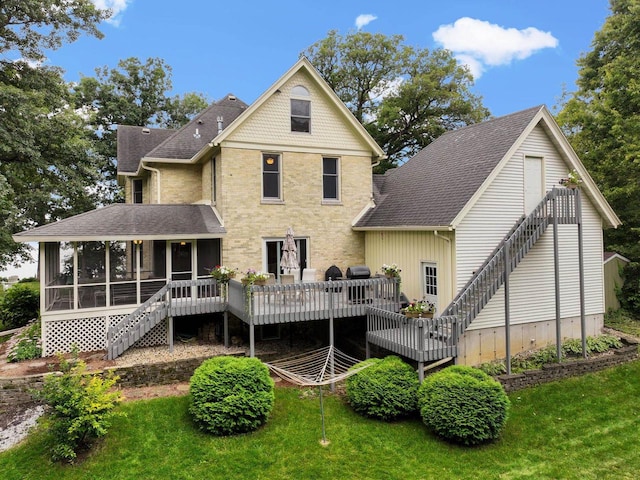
[604,253,630,265]
[219,140,375,158]
[13,234,226,243]
[352,225,454,232]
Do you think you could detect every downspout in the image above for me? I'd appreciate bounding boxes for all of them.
[433,231,455,311]
[141,162,161,204]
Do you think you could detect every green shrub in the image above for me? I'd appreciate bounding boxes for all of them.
[32,354,123,462]
[189,356,275,436]
[346,356,419,421]
[0,283,39,330]
[418,365,510,446]
[7,321,41,362]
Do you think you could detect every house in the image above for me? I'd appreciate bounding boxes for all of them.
[357,106,620,366]
[603,252,629,311]
[13,57,387,358]
[13,59,620,368]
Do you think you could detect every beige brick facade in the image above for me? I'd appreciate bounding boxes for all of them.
[218,147,371,277]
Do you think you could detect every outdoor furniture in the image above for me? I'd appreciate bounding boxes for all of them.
[279,274,298,303]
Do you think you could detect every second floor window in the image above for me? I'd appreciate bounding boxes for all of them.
[291,85,310,133]
[133,179,143,204]
[323,157,339,201]
[263,154,281,200]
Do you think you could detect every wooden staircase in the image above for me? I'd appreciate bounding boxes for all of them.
[440,187,580,336]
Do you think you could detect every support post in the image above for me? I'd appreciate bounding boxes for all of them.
[168,316,174,353]
[249,318,255,357]
[329,280,335,392]
[576,189,587,358]
[504,241,511,375]
[223,311,229,348]
[553,194,562,363]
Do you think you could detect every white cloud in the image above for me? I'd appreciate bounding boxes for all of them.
[91,0,132,26]
[433,17,558,79]
[355,14,377,30]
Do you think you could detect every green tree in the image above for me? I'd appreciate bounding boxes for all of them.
[0,0,108,270]
[0,61,103,269]
[73,57,209,198]
[556,0,640,261]
[305,30,489,170]
[0,0,108,61]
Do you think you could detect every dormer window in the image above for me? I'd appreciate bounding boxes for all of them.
[291,85,310,133]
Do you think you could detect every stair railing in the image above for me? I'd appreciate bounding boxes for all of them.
[441,188,578,332]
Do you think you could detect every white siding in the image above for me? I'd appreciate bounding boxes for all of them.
[456,124,605,331]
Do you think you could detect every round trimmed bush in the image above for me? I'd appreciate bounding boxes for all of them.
[418,365,510,445]
[189,356,275,436]
[346,356,419,420]
[0,283,39,330]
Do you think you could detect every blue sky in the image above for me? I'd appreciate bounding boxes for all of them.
[3,0,612,278]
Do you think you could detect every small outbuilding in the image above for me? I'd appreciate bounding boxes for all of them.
[603,252,630,311]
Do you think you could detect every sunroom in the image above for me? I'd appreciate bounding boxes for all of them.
[13,203,225,355]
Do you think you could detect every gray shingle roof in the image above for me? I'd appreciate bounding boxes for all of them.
[14,204,225,241]
[145,94,248,160]
[117,126,175,174]
[356,106,543,228]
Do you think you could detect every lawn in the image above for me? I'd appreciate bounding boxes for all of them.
[1,360,639,479]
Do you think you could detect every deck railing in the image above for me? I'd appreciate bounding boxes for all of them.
[441,187,579,331]
[366,307,457,362]
[228,277,400,325]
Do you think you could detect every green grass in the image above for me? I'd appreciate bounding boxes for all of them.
[605,309,640,337]
[2,361,640,479]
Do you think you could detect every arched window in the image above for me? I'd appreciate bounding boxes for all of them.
[291,85,310,133]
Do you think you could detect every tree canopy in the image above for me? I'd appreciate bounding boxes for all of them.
[304,30,489,170]
[0,0,108,61]
[556,0,640,260]
[0,3,207,270]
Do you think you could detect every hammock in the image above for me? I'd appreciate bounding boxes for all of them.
[266,345,369,386]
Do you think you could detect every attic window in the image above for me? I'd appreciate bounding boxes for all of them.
[291,85,310,133]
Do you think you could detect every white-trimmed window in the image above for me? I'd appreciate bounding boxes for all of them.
[322,157,340,201]
[422,261,438,310]
[291,85,310,133]
[262,153,281,200]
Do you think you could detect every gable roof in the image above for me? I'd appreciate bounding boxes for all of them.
[117,126,175,175]
[210,57,385,160]
[13,204,225,242]
[116,95,249,176]
[604,252,630,264]
[355,105,620,230]
[145,94,248,161]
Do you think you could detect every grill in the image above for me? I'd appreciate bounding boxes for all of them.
[346,265,371,302]
[345,265,371,279]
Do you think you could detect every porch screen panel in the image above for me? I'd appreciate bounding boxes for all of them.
[109,241,137,306]
[197,239,221,277]
[44,242,74,311]
[78,242,106,309]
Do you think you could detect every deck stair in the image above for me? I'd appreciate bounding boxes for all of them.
[366,188,579,369]
[107,283,171,360]
[440,187,579,335]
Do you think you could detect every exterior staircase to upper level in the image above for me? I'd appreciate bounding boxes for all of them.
[365,187,581,372]
[440,187,580,334]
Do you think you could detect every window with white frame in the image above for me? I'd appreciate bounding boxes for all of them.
[322,157,339,201]
[262,153,281,200]
[291,85,310,133]
[422,261,438,309]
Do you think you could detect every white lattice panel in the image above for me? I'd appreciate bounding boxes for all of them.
[134,320,168,347]
[44,316,107,356]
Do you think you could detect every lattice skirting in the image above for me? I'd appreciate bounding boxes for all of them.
[43,314,168,356]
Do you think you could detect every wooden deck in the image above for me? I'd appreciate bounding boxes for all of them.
[366,307,458,363]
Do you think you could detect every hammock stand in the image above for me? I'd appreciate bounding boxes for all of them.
[266,345,371,445]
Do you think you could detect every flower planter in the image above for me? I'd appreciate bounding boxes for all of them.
[403,311,433,318]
